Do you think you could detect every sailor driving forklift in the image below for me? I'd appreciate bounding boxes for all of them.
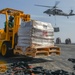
[4,16,14,32]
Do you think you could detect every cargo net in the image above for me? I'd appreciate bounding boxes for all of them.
[32,28,54,47]
[1,61,75,75]
[68,58,75,70]
[18,24,54,48]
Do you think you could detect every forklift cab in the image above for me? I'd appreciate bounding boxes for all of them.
[4,16,14,32]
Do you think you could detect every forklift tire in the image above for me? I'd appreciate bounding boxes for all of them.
[1,41,13,57]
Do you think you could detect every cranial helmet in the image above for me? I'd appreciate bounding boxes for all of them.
[9,16,14,21]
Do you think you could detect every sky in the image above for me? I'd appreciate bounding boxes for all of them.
[0,0,75,43]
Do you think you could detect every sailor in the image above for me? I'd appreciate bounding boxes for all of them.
[4,16,14,32]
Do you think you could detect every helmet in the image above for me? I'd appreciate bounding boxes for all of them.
[9,16,14,20]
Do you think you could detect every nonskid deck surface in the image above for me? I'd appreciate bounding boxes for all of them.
[0,44,75,74]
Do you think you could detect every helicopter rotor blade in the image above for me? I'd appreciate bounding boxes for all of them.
[53,1,60,8]
[35,1,60,9]
[35,4,53,8]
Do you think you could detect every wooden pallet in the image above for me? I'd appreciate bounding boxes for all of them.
[49,46,60,55]
[14,46,60,57]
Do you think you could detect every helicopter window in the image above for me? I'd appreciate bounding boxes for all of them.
[58,9,62,12]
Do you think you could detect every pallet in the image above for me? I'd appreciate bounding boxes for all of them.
[49,46,60,55]
[14,46,60,57]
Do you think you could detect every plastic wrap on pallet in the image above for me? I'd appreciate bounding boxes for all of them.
[17,20,54,51]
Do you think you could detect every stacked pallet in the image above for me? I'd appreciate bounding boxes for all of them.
[15,20,60,57]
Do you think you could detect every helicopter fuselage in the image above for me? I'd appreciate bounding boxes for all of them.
[43,8,75,16]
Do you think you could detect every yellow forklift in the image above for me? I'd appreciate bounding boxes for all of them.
[0,8,30,56]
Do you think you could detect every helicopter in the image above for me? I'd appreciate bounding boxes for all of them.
[35,1,75,17]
